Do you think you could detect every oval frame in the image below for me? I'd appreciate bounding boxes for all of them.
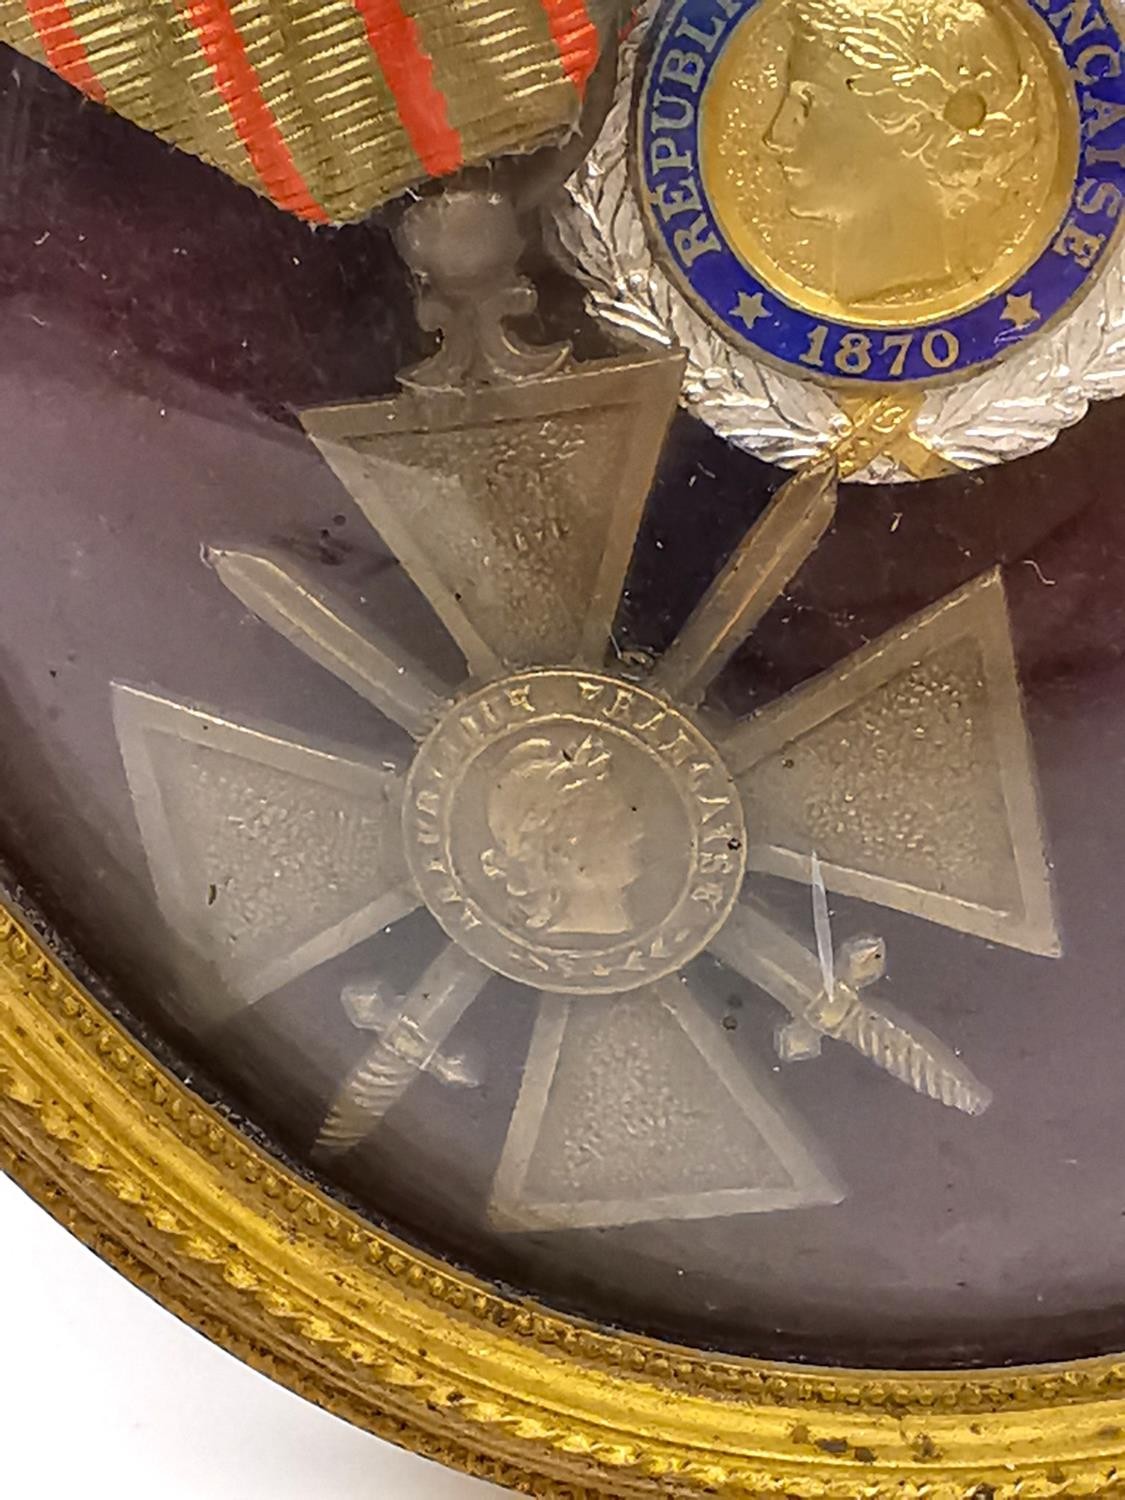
[4,892,1125,1497]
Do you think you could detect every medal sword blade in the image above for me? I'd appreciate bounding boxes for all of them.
[709,899,992,1117]
[206,545,453,740]
[315,943,492,1156]
[650,460,838,706]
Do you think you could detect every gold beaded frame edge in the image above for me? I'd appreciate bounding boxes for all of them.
[3,895,1125,1498]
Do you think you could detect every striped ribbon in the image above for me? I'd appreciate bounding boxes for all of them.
[1,0,614,222]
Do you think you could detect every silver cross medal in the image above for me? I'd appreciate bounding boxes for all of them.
[114,189,1059,1231]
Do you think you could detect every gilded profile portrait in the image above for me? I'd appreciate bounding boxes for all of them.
[701,0,1078,322]
[480,734,644,938]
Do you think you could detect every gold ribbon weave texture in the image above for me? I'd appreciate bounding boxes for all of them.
[1,0,615,222]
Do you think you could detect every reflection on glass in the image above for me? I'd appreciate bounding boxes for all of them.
[4,40,1125,1373]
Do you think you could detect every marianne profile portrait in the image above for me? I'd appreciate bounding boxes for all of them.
[480,735,645,939]
[703,0,1074,319]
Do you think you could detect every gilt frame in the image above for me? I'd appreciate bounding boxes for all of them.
[3,896,1125,1497]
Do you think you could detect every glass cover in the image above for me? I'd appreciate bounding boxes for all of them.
[3,38,1125,1372]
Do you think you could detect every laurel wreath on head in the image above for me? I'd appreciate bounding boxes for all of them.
[550,0,1125,481]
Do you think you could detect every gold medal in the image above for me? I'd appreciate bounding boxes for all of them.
[556,0,1125,477]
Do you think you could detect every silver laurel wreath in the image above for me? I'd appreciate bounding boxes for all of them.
[550,0,1125,481]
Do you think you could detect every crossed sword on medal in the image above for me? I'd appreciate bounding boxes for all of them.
[114,346,1060,1226]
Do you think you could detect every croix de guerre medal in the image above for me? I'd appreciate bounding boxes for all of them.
[97,176,1059,1232]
